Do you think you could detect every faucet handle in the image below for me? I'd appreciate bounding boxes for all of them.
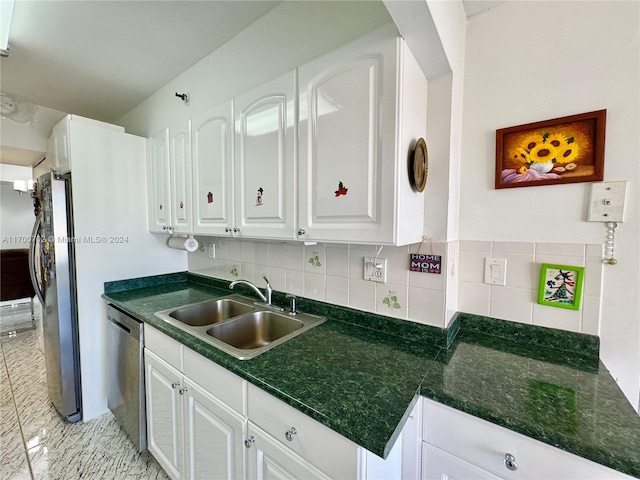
[286,293,298,315]
[262,274,270,285]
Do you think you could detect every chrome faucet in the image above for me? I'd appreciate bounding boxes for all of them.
[229,274,273,306]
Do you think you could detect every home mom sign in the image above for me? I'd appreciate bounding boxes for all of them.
[410,254,442,274]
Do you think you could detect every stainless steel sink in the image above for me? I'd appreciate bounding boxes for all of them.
[168,298,254,326]
[154,294,325,360]
[207,311,303,349]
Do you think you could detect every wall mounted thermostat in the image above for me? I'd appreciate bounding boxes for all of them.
[587,181,627,222]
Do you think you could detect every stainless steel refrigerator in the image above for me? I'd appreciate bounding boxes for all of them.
[29,171,82,422]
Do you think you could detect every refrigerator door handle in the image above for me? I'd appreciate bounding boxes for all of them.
[28,216,45,305]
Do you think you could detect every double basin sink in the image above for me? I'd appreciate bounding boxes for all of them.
[154,294,326,360]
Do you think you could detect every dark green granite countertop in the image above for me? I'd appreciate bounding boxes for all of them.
[103,272,640,478]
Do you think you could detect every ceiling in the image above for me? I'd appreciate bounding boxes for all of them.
[0,0,500,168]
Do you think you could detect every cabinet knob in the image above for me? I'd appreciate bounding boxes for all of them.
[504,453,518,471]
[179,386,188,395]
[285,427,297,442]
[233,227,240,233]
[244,436,255,449]
[225,227,232,233]
[297,229,306,236]
[171,382,180,389]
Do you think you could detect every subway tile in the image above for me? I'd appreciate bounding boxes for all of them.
[459,240,492,252]
[532,302,581,333]
[304,272,326,301]
[385,251,410,285]
[285,244,304,271]
[348,278,376,312]
[584,256,604,297]
[459,250,488,283]
[240,263,255,283]
[216,238,229,260]
[376,284,408,319]
[240,241,255,264]
[286,269,304,296]
[457,281,491,316]
[268,243,286,267]
[227,239,242,261]
[409,268,446,291]
[500,252,536,289]
[535,242,585,257]
[490,286,534,324]
[267,266,286,292]
[535,255,586,268]
[581,295,601,336]
[326,245,349,277]
[492,241,535,255]
[254,242,270,266]
[326,275,349,306]
[408,287,446,327]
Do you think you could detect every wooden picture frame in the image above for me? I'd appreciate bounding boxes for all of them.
[495,110,606,189]
[537,263,584,310]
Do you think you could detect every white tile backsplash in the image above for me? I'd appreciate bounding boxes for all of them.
[188,238,603,337]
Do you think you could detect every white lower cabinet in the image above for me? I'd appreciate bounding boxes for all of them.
[421,398,634,480]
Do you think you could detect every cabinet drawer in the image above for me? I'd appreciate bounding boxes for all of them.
[422,398,633,480]
[182,347,245,415]
[247,384,358,479]
[144,324,182,370]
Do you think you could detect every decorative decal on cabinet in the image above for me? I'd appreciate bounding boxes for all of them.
[256,187,264,206]
[179,201,184,209]
[334,181,348,197]
[207,192,213,204]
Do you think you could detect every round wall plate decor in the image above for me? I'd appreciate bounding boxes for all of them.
[412,138,428,192]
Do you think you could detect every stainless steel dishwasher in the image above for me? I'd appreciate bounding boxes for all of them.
[107,304,147,451]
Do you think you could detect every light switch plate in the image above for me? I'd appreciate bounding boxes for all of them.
[587,181,627,222]
[484,257,507,286]
[208,243,216,259]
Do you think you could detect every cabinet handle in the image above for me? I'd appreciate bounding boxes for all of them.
[504,453,518,471]
[179,387,188,395]
[171,382,180,389]
[285,427,297,442]
[244,436,255,449]
[297,229,306,236]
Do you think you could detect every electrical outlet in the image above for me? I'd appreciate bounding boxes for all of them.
[363,257,387,283]
[208,243,216,259]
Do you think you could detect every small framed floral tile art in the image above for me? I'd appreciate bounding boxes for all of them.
[495,110,606,189]
[538,263,584,310]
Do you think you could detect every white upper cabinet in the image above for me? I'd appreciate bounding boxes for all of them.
[233,71,297,240]
[147,129,172,233]
[297,25,426,245]
[191,101,234,236]
[169,119,193,234]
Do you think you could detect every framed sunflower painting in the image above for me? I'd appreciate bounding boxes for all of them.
[538,263,584,310]
[495,110,606,189]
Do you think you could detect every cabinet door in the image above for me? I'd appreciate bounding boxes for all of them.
[145,350,184,480]
[234,71,296,239]
[246,422,331,480]
[183,379,246,480]
[422,443,502,480]
[298,30,398,244]
[191,101,234,235]
[148,129,172,233]
[169,120,193,233]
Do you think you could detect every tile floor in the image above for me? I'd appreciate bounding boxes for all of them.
[0,304,170,480]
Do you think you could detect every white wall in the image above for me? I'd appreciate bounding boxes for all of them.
[459,1,640,410]
[0,181,34,249]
